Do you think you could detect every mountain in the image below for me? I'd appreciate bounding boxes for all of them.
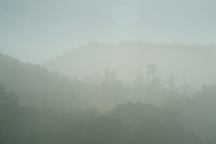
[0,53,88,110]
[46,42,216,87]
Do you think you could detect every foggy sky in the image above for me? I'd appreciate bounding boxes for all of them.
[0,0,215,63]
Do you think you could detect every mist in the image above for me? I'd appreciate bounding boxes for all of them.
[1,0,216,62]
[1,0,216,144]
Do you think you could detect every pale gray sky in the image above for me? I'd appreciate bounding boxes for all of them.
[0,0,215,63]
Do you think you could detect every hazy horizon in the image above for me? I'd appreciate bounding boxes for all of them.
[1,1,216,144]
[1,0,216,63]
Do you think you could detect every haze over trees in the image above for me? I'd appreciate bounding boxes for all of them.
[1,42,216,144]
[46,42,216,87]
[1,0,215,143]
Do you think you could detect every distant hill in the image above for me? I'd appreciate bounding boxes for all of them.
[0,53,88,110]
[46,42,216,87]
[0,53,178,111]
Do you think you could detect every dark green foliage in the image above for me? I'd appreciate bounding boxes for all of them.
[0,53,215,144]
[0,87,207,144]
[107,102,181,126]
[0,85,23,144]
[166,86,216,143]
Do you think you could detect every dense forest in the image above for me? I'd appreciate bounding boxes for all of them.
[1,45,216,143]
[2,0,215,143]
[1,83,214,144]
